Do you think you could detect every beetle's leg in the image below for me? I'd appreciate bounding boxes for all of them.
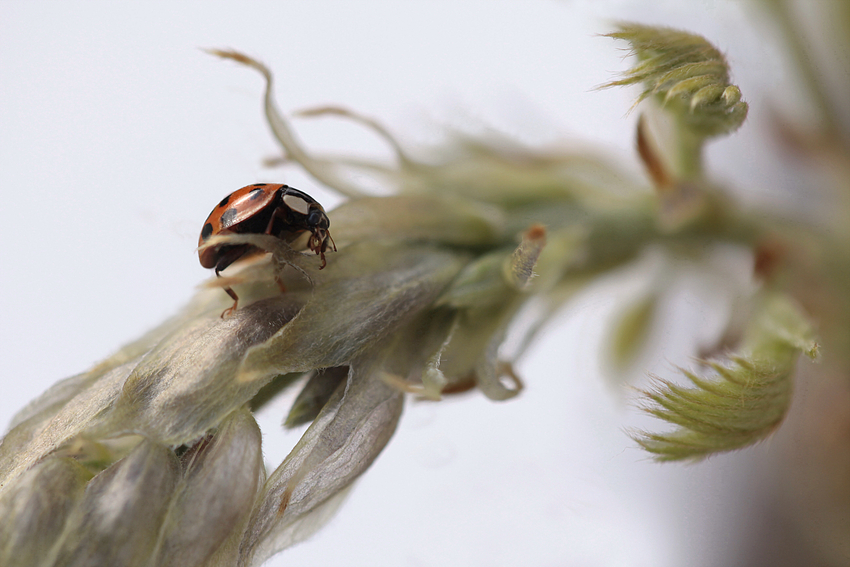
[215,249,247,318]
[264,206,287,235]
[273,272,288,293]
[215,268,239,318]
[214,244,251,273]
[317,231,335,269]
[219,283,239,318]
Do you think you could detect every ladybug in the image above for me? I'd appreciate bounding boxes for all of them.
[198,183,335,316]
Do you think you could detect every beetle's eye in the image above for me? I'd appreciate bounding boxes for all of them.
[307,209,323,227]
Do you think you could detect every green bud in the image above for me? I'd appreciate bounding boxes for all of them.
[154,409,263,567]
[285,368,348,428]
[0,458,91,567]
[602,23,749,139]
[51,441,180,567]
[633,292,819,461]
[607,292,659,374]
[240,358,403,565]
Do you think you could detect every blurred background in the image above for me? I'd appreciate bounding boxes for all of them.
[0,2,830,566]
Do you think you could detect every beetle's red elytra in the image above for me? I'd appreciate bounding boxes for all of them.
[198,183,335,317]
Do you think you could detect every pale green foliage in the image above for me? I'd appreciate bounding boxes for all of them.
[633,293,819,462]
[0,410,262,567]
[607,291,659,373]
[2,49,638,566]
[603,23,748,137]
[2,14,841,566]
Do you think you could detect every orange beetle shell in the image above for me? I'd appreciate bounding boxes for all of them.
[198,183,331,270]
[199,183,277,268]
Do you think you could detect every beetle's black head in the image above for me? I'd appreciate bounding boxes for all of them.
[307,207,330,230]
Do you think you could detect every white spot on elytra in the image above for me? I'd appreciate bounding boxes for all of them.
[283,194,310,215]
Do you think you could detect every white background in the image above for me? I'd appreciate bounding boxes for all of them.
[1,2,804,566]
